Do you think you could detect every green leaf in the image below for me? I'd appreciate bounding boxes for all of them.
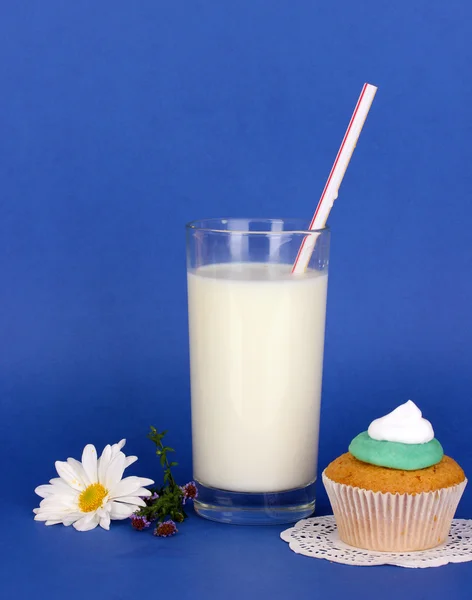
[144,425,188,529]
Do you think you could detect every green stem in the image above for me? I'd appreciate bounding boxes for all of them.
[157,439,177,490]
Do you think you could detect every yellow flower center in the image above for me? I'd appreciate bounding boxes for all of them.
[78,483,108,513]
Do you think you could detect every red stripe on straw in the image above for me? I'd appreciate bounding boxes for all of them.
[292,83,371,273]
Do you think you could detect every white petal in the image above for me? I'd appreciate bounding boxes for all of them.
[81,445,98,484]
[37,498,68,510]
[45,520,62,526]
[109,476,150,499]
[134,487,152,497]
[36,481,77,499]
[113,496,146,507]
[109,501,135,520]
[49,478,78,495]
[36,508,75,521]
[67,458,91,487]
[111,439,126,459]
[63,514,82,526]
[35,499,63,510]
[35,512,67,522]
[124,455,138,468]
[55,461,86,491]
[39,504,75,516]
[37,504,70,516]
[99,512,111,530]
[49,478,63,485]
[39,494,78,510]
[73,513,99,532]
[104,452,126,490]
[98,445,112,484]
[137,477,154,486]
[35,484,56,498]
[39,492,72,503]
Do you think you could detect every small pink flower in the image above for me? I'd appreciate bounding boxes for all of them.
[181,481,198,504]
[154,520,178,537]
[130,514,151,531]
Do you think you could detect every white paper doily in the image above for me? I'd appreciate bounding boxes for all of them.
[281,515,472,568]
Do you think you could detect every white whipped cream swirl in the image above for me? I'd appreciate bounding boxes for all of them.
[367,400,434,444]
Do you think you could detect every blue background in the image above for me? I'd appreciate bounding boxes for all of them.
[1,1,471,598]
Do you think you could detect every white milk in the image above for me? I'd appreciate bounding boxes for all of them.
[187,263,328,493]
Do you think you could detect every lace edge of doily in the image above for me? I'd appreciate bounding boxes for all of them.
[281,517,472,568]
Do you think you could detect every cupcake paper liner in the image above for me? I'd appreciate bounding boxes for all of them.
[322,471,467,552]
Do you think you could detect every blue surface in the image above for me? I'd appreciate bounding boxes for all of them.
[1,1,472,598]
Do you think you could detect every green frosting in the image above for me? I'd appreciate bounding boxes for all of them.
[349,431,444,471]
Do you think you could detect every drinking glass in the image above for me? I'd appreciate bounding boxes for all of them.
[186,218,330,524]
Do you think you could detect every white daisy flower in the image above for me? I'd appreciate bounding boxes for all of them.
[33,439,154,531]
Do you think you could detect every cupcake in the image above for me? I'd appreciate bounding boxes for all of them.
[323,401,467,552]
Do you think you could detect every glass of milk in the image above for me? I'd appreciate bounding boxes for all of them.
[186,218,330,524]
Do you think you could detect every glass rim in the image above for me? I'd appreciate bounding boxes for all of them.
[185,217,329,235]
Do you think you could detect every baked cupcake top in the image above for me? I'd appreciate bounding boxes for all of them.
[325,400,465,493]
[325,453,464,494]
[349,400,444,470]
